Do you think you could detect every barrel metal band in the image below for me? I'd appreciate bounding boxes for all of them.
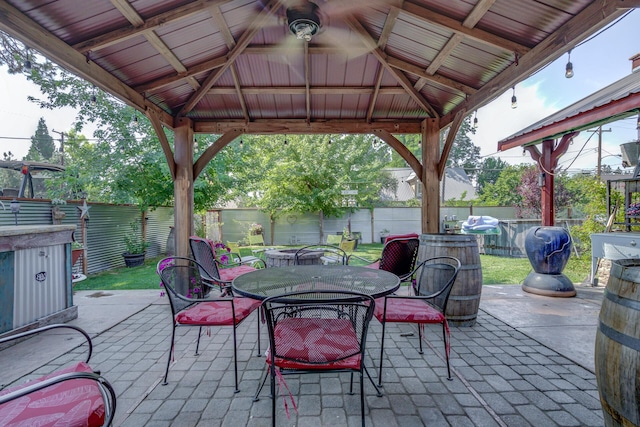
[605,289,640,311]
[598,321,640,352]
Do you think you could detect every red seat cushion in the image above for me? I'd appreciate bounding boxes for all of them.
[176,297,260,325]
[364,261,380,270]
[374,297,445,324]
[219,265,256,281]
[266,318,361,370]
[0,361,105,427]
[384,233,419,244]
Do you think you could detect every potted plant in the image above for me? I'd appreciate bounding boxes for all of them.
[379,228,390,244]
[71,241,84,266]
[122,221,150,267]
[51,198,67,224]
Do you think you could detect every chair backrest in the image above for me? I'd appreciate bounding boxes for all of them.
[326,234,342,245]
[295,245,347,265]
[248,234,265,246]
[339,239,356,253]
[227,241,240,254]
[378,237,420,278]
[157,257,208,315]
[189,236,221,282]
[262,290,374,365]
[414,256,461,311]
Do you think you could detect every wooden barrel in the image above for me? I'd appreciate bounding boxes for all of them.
[418,234,483,327]
[595,258,640,426]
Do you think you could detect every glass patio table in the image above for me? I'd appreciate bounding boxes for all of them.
[232,264,400,301]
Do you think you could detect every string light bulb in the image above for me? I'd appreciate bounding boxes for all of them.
[511,86,517,109]
[239,139,244,147]
[284,139,288,146]
[24,48,32,71]
[473,111,478,129]
[132,113,139,126]
[565,50,574,78]
[328,139,332,145]
[90,86,97,105]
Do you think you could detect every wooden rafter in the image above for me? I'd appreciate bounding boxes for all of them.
[177,0,284,117]
[207,87,409,95]
[367,7,399,123]
[195,120,422,134]
[344,15,439,118]
[0,0,174,126]
[75,0,230,53]
[400,2,529,57]
[211,5,250,122]
[367,70,385,123]
[134,56,227,93]
[388,57,476,95]
[441,0,640,128]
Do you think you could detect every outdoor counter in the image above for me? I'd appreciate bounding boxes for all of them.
[0,225,78,337]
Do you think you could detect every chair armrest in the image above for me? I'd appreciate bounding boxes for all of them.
[346,254,379,266]
[0,324,93,363]
[0,371,117,427]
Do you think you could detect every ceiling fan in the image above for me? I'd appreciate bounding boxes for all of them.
[286,1,322,41]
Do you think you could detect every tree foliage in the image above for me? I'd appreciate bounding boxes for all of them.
[25,118,56,161]
[476,157,509,194]
[444,116,480,178]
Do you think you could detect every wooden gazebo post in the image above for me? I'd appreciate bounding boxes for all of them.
[422,118,440,233]
[173,118,195,258]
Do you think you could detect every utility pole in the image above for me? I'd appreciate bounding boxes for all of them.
[587,126,611,181]
[51,129,65,165]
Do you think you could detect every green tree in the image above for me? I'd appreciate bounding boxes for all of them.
[476,157,509,194]
[25,117,56,161]
[477,164,528,206]
[388,134,420,167]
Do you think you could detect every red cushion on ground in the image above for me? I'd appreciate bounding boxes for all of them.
[219,265,256,281]
[384,233,419,244]
[0,361,106,427]
[374,298,445,323]
[266,318,361,370]
[364,261,380,270]
[176,297,260,325]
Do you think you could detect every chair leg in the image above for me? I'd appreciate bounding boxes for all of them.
[253,367,269,402]
[360,370,365,427]
[378,321,386,387]
[270,365,277,427]
[418,323,424,355]
[442,322,452,381]
[256,309,262,357]
[233,326,240,393]
[195,326,202,355]
[163,325,176,385]
[349,372,354,395]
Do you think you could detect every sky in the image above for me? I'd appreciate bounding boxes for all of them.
[0,9,639,173]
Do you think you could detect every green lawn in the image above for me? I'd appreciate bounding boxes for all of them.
[73,244,592,291]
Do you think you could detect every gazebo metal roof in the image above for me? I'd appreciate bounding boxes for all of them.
[2,0,636,135]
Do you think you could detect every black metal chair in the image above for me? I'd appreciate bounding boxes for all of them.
[189,236,265,295]
[294,244,348,265]
[157,256,261,392]
[0,324,117,426]
[254,290,376,427]
[374,256,461,385]
[347,237,420,285]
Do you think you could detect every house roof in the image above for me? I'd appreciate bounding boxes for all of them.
[2,0,636,135]
[498,64,640,151]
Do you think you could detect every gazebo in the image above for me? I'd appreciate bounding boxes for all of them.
[1,0,637,256]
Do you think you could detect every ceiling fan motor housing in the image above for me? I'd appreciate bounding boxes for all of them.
[287,1,321,41]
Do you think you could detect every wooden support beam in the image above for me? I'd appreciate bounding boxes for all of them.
[173,118,195,258]
[193,129,244,179]
[195,120,422,134]
[147,109,176,180]
[422,118,440,233]
[372,129,423,180]
[438,110,466,180]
